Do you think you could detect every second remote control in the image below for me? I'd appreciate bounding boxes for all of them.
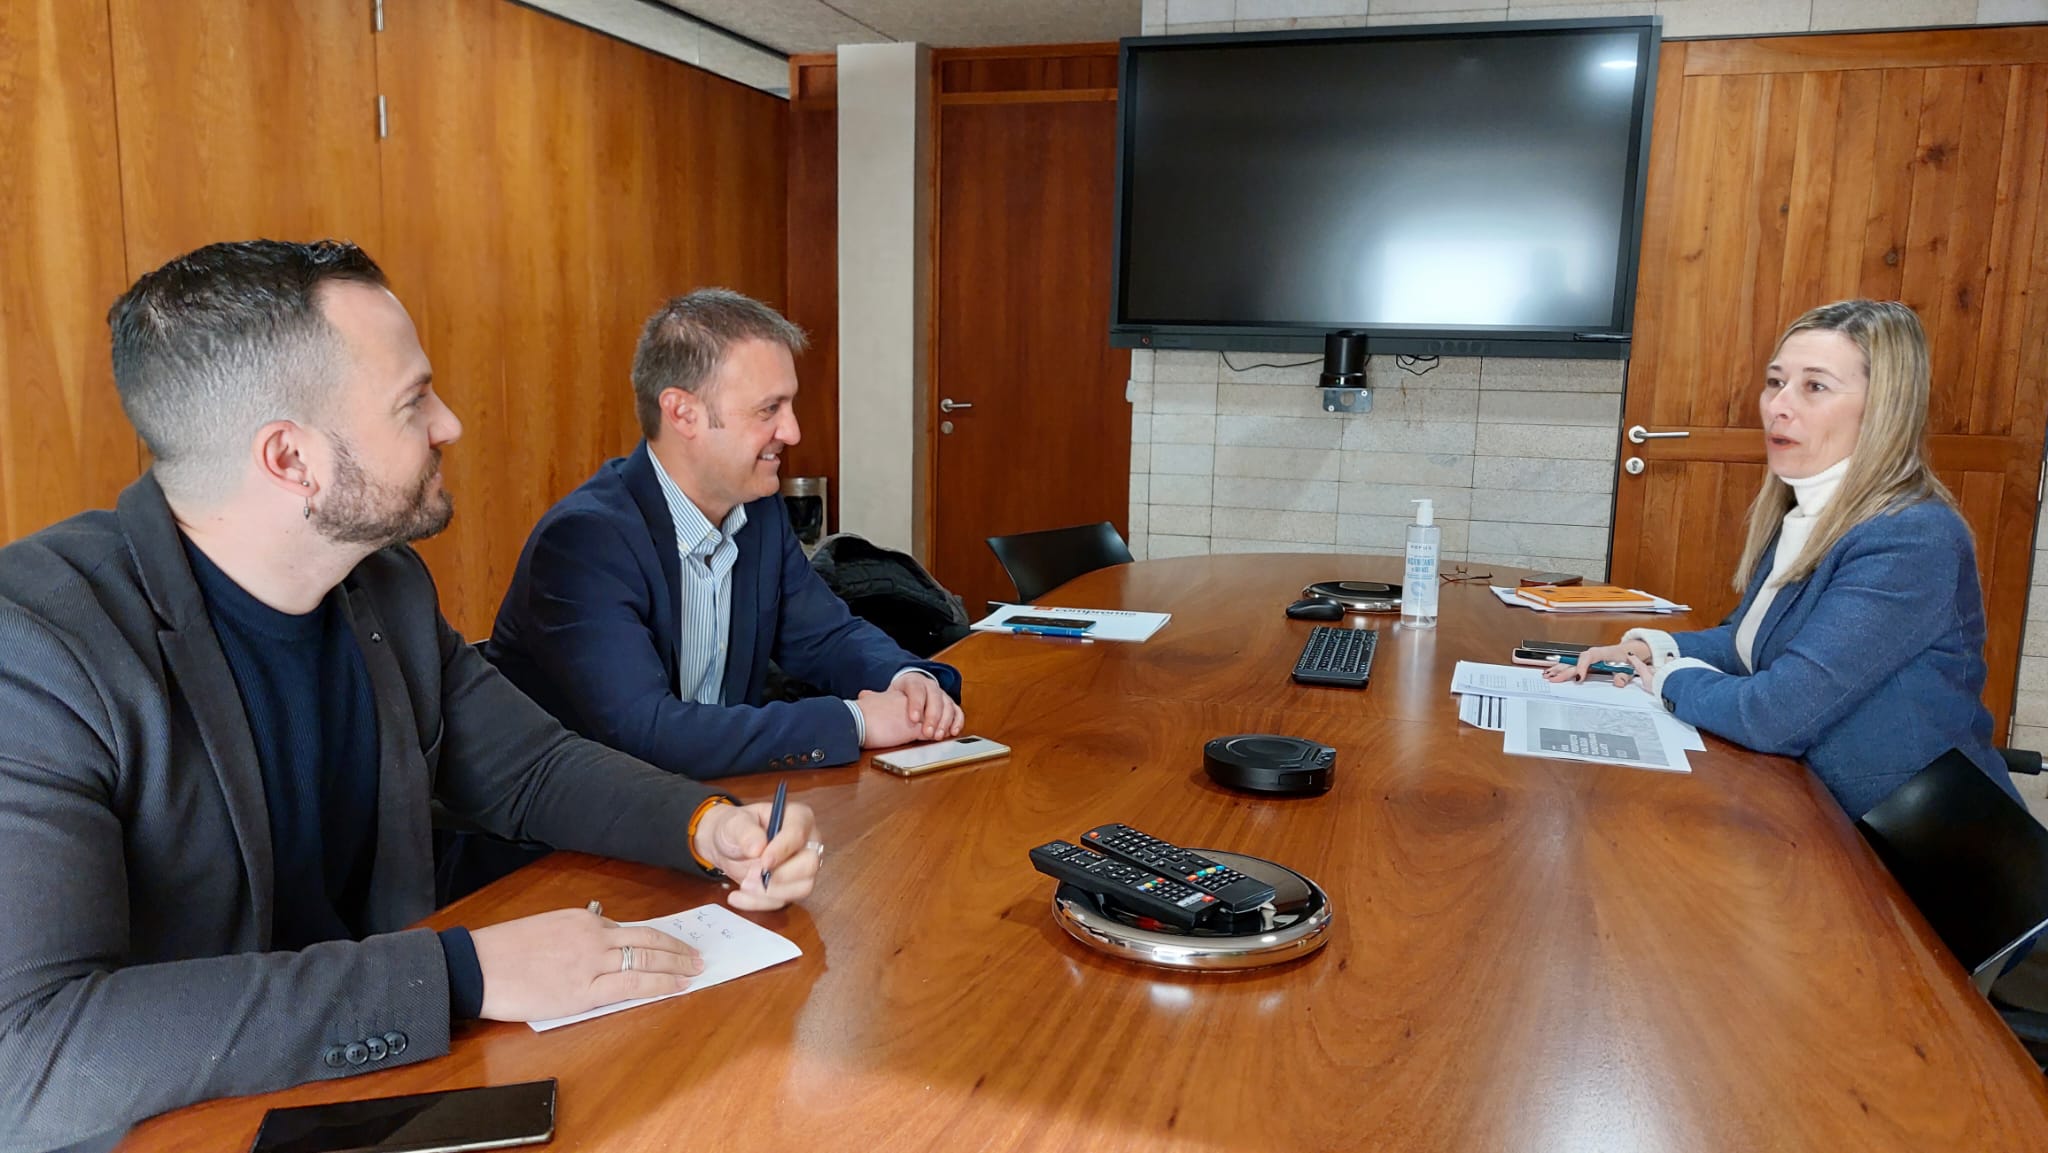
[1082,824,1277,912]
[1028,840,1218,928]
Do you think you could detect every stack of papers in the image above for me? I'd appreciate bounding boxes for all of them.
[1450,661,1700,774]
[1489,585,1689,614]
[971,604,1171,643]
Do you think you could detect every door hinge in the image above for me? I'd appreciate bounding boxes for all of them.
[377,94,387,139]
[373,0,384,33]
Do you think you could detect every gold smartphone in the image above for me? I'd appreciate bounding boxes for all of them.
[873,736,1011,777]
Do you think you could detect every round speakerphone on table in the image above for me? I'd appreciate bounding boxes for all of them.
[1203,734,1335,795]
[1301,580,1402,613]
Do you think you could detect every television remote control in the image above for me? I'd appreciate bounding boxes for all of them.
[1028,840,1218,929]
[1082,824,1277,912]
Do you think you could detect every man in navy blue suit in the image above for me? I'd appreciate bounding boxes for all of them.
[484,289,965,780]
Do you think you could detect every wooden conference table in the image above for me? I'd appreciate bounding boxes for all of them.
[124,555,2048,1151]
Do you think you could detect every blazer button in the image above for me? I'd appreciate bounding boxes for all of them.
[810,748,824,761]
[344,1041,370,1066]
[323,1045,347,1069]
[365,1036,388,1061]
[384,1031,409,1056]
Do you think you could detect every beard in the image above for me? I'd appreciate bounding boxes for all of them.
[312,438,454,548]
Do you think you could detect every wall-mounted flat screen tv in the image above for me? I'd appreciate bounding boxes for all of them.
[1111,17,1660,359]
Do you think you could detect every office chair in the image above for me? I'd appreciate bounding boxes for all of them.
[1858,749,2048,995]
[1857,749,2048,1071]
[985,522,1134,604]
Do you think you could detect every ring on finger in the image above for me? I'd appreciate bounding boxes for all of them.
[620,944,635,973]
[807,839,825,862]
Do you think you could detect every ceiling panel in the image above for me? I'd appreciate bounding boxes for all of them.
[657,0,1140,55]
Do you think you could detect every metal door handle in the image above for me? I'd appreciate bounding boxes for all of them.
[1627,425,1689,444]
[940,398,973,413]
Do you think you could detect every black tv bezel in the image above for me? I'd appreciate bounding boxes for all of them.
[1108,16,1662,360]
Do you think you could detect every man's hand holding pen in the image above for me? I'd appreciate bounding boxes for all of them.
[693,796,822,911]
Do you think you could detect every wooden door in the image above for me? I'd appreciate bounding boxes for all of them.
[374,0,787,637]
[931,46,1132,614]
[1614,29,2048,742]
[106,0,384,271]
[0,0,139,541]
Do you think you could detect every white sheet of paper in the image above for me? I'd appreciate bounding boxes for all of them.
[970,603,1170,643]
[1487,585,1689,613]
[528,904,802,1032]
[1450,662,1704,750]
[1501,697,1693,774]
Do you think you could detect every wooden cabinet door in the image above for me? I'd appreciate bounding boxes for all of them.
[374,0,787,637]
[931,47,1131,615]
[0,0,138,541]
[106,0,384,270]
[1614,30,2048,741]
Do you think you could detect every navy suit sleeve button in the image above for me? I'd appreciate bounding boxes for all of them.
[365,1035,388,1061]
[810,748,824,761]
[385,1031,409,1056]
[323,1045,347,1069]
[344,1041,370,1066]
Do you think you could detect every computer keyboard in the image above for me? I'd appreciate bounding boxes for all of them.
[1291,625,1377,688]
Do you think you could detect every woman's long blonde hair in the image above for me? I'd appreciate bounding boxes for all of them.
[1731,299,1957,592]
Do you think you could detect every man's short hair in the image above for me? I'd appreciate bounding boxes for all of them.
[630,288,808,437]
[107,239,388,502]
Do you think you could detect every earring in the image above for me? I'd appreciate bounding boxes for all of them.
[303,498,312,520]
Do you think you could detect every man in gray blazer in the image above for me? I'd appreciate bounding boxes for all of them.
[0,240,823,1152]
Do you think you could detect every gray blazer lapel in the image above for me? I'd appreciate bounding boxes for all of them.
[120,475,279,948]
[343,587,435,933]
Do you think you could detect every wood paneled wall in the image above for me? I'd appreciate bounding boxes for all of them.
[1615,28,2048,741]
[0,0,787,638]
[106,0,385,271]
[377,0,787,635]
[0,0,136,541]
[783,54,839,530]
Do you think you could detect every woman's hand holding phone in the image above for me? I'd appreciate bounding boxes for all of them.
[1541,639,1653,686]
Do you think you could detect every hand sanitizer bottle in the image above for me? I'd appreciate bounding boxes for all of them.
[1402,498,1440,629]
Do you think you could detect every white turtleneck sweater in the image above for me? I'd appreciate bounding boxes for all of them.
[1627,456,1852,695]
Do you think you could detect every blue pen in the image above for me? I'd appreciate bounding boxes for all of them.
[1011,625,1092,638]
[760,779,788,888]
[1556,653,1636,677]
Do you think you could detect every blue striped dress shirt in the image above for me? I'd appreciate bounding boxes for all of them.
[650,459,747,705]
[650,457,878,738]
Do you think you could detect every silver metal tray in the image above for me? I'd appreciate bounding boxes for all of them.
[1302,579,1402,613]
[1050,849,1332,971]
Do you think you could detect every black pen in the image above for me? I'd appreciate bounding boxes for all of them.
[760,779,788,888]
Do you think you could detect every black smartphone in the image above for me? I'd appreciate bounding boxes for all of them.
[248,1079,556,1153]
[1519,639,1591,658]
[1006,615,1096,630]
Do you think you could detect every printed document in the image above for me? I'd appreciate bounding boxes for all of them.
[1500,698,1692,773]
[529,904,802,1032]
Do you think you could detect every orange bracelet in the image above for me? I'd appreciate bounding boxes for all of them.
[686,795,736,873]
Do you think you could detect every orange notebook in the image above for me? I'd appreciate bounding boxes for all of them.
[1513,584,1657,610]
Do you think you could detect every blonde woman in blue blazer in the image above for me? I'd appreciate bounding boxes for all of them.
[1552,300,2019,818]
